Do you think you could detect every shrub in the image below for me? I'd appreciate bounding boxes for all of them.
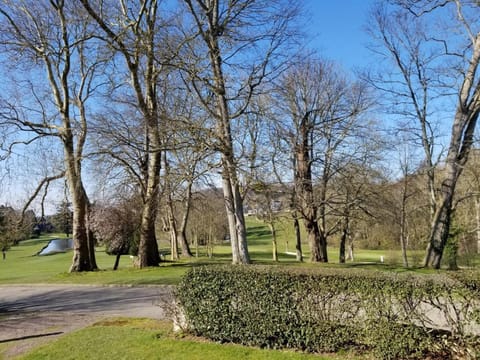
[175,265,480,359]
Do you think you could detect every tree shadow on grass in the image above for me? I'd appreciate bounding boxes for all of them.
[0,332,63,344]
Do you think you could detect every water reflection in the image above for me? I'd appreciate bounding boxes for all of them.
[38,238,73,256]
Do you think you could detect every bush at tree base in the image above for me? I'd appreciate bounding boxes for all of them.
[175,266,480,359]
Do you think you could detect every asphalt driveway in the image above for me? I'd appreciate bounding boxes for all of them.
[0,285,174,357]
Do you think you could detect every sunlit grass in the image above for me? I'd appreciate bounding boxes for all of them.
[18,318,362,360]
[0,218,477,285]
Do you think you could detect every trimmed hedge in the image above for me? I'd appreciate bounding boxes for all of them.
[175,266,480,359]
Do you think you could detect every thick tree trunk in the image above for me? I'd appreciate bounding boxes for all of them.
[66,145,96,272]
[221,173,250,264]
[304,218,324,262]
[138,216,160,267]
[424,187,454,269]
[339,218,349,264]
[138,119,162,267]
[177,231,192,258]
[232,181,250,264]
[222,173,241,264]
[299,199,326,262]
[86,225,98,270]
[69,183,92,272]
[424,146,459,269]
[295,117,327,263]
[138,150,161,267]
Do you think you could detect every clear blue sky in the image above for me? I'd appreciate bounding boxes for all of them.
[304,0,376,72]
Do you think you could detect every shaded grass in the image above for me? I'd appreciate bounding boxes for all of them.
[18,318,364,360]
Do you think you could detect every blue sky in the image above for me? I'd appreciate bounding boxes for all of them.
[304,0,376,71]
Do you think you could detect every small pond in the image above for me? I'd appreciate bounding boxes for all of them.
[38,238,73,256]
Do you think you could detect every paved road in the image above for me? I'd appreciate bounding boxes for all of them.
[0,285,173,356]
[0,285,173,319]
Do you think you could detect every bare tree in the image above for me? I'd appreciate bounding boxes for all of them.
[276,58,371,262]
[392,0,480,268]
[179,0,300,264]
[80,0,170,267]
[366,3,444,223]
[0,0,100,271]
[333,149,383,264]
[188,188,229,257]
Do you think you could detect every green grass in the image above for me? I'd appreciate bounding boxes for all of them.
[17,318,362,360]
[2,220,478,360]
[0,219,478,285]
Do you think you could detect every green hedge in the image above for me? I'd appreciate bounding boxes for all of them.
[175,266,480,359]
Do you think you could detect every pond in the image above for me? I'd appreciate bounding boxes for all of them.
[38,238,73,256]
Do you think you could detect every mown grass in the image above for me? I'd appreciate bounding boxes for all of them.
[2,219,478,360]
[17,318,365,360]
[1,218,478,285]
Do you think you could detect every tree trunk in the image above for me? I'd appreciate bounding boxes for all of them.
[80,0,162,269]
[194,232,199,258]
[86,225,98,270]
[170,234,178,260]
[178,231,192,258]
[269,223,278,262]
[222,173,241,264]
[113,253,121,270]
[206,9,250,264]
[423,31,480,267]
[424,109,478,268]
[339,217,349,264]
[400,177,409,268]
[166,196,179,261]
[317,176,329,262]
[69,183,92,272]
[295,121,327,263]
[304,218,324,262]
[178,183,193,258]
[475,197,480,254]
[232,181,250,264]
[85,197,98,271]
[424,167,456,269]
[293,216,303,262]
[137,138,161,267]
[67,146,95,272]
[347,242,354,261]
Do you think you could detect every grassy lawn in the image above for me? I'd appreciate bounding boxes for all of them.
[1,218,478,285]
[1,219,478,360]
[17,318,364,360]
